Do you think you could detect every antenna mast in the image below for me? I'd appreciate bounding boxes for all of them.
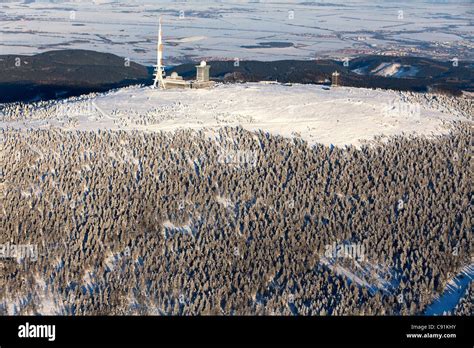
[153,17,166,89]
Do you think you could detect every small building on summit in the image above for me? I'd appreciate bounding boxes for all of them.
[331,71,340,87]
[162,71,189,89]
[191,61,214,88]
[196,61,211,82]
[152,17,214,90]
[163,61,215,89]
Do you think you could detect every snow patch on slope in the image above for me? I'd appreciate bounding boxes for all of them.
[0,275,65,315]
[162,220,194,238]
[424,264,474,315]
[370,63,419,78]
[320,256,397,294]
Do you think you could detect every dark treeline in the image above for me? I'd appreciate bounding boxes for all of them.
[0,124,471,315]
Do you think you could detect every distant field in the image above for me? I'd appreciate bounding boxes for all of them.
[0,0,472,65]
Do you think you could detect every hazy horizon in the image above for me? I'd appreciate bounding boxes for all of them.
[0,0,472,64]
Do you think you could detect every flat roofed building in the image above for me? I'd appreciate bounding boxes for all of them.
[196,61,211,82]
[163,72,192,89]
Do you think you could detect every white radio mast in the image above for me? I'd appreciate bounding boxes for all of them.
[152,17,166,89]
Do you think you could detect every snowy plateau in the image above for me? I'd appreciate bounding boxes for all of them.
[1,83,469,147]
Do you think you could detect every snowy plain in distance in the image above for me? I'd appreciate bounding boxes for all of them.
[0,0,472,65]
